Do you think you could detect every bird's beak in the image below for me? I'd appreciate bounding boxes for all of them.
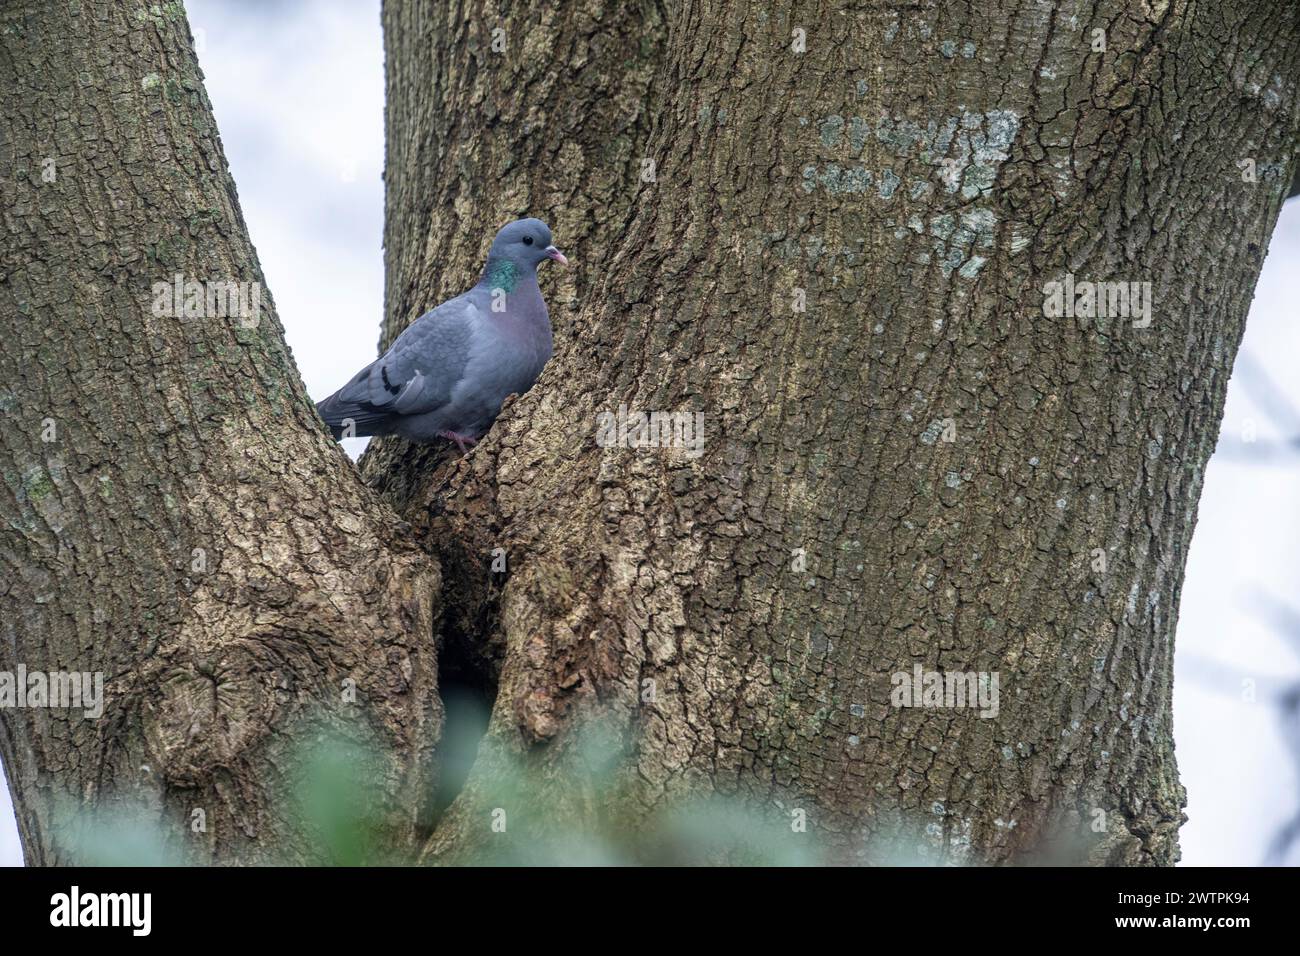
[545,245,569,267]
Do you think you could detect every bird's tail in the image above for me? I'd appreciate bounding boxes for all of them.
[315,392,396,439]
[315,362,397,439]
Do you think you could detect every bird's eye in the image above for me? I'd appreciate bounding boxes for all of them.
[523,236,533,246]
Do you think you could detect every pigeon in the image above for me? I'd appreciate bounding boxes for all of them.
[316,218,567,452]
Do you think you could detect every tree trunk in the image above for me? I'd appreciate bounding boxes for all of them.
[0,1,440,865]
[374,0,1300,865]
[2,0,1298,867]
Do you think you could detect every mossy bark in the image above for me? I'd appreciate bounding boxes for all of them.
[0,0,440,865]
[2,0,1298,867]
[375,0,1300,865]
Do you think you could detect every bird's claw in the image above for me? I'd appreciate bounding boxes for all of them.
[438,430,478,454]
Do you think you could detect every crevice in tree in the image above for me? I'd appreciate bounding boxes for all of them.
[363,439,514,825]
[429,611,500,822]
[428,514,512,816]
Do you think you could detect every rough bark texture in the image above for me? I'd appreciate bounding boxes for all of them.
[0,1,440,865]
[371,0,1300,865]
[368,0,668,698]
[2,0,1298,868]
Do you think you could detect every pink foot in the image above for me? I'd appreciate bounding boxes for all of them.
[438,430,478,454]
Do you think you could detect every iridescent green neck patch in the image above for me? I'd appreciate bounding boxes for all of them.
[484,259,519,295]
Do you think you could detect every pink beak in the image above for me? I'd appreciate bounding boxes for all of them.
[545,245,569,267]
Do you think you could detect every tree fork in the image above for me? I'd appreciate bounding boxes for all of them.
[0,0,1296,867]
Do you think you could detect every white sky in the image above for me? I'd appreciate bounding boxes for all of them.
[2,0,1297,866]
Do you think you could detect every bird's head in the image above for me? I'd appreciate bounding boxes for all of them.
[487,218,568,272]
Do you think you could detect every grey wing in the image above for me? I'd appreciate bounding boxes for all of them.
[344,299,478,417]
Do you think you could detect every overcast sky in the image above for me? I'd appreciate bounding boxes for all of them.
[3,0,1298,866]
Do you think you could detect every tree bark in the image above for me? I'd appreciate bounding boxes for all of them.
[374,0,1300,865]
[2,0,1298,867]
[0,0,440,865]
